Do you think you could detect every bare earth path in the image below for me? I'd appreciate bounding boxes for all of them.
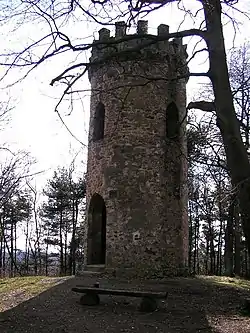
[0,276,250,333]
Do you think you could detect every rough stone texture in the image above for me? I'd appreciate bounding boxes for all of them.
[84,21,189,278]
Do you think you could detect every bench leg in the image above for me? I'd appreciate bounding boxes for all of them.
[139,296,157,312]
[80,292,100,306]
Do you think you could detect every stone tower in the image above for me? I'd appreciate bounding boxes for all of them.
[84,21,189,278]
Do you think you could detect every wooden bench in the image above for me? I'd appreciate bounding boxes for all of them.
[72,283,168,312]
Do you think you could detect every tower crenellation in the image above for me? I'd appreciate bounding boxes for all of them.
[89,20,188,75]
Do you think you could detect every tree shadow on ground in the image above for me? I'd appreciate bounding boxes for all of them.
[0,276,249,333]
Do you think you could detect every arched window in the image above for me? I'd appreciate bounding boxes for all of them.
[93,102,105,141]
[166,102,179,139]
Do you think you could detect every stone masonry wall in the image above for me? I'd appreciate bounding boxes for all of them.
[84,21,189,278]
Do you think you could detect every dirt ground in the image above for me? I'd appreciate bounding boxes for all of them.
[0,275,250,333]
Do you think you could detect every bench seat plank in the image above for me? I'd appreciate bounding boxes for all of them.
[72,287,167,299]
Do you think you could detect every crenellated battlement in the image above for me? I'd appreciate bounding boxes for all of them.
[89,20,188,67]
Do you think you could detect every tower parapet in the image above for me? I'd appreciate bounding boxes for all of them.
[88,20,188,81]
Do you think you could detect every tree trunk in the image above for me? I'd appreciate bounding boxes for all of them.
[64,228,67,275]
[0,216,3,277]
[45,240,49,276]
[69,198,76,276]
[26,247,30,275]
[29,241,38,275]
[188,202,193,273]
[205,237,209,275]
[34,193,42,274]
[10,212,14,277]
[194,205,200,275]
[202,0,250,256]
[207,217,216,275]
[234,201,241,276]
[73,201,79,275]
[244,246,249,277]
[225,196,234,276]
[3,236,6,277]
[59,208,64,275]
[14,221,17,276]
[193,204,200,275]
[25,219,29,274]
[216,217,223,276]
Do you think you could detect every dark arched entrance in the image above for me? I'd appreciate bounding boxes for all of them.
[87,193,106,265]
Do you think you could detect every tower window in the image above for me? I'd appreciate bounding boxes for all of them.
[93,102,105,141]
[166,102,179,139]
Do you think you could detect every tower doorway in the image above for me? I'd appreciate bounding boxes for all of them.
[87,193,106,265]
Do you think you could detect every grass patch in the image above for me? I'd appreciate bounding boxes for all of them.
[0,276,48,293]
[198,275,250,290]
[0,276,69,312]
